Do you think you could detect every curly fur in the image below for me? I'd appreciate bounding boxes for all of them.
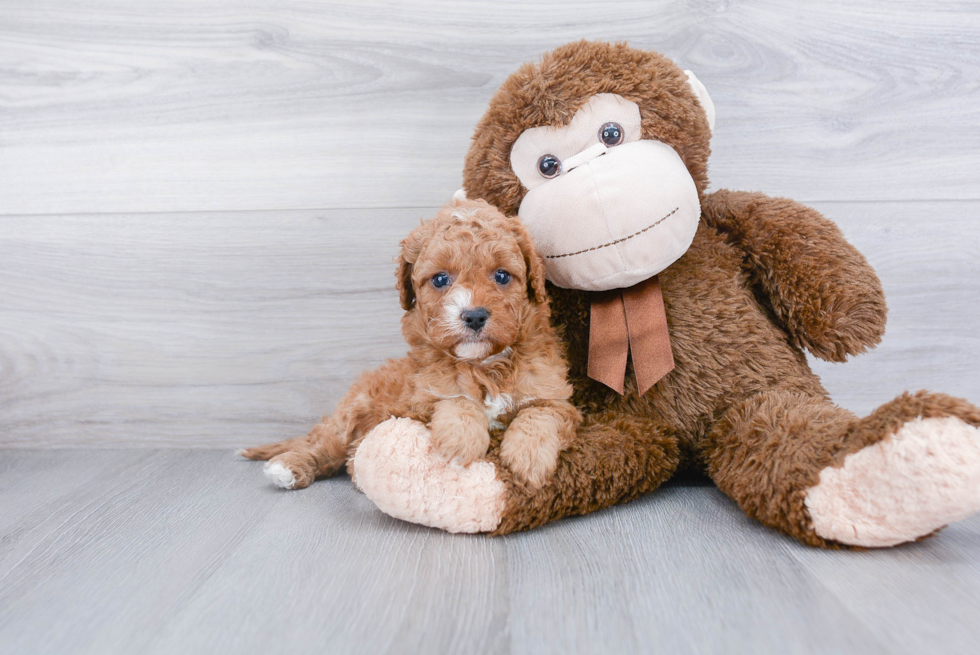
[241,199,581,490]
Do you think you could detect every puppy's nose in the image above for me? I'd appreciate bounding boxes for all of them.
[461,307,490,332]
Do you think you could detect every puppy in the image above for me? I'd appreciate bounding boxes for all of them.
[241,198,581,490]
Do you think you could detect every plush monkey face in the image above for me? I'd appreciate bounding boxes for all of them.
[510,90,710,290]
[462,41,715,292]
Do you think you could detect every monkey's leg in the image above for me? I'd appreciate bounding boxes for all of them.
[351,410,681,534]
[703,388,980,547]
[491,411,682,534]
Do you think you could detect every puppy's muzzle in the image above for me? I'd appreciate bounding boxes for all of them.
[461,307,490,332]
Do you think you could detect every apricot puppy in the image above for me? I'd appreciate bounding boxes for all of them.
[241,198,581,490]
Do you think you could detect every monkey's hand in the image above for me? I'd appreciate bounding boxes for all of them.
[701,189,887,362]
[430,397,491,466]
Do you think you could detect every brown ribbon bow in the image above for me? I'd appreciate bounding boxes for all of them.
[587,275,674,395]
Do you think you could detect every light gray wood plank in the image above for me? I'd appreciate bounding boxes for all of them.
[0,451,176,579]
[505,486,890,655]
[7,451,980,654]
[1,201,978,448]
[786,514,980,655]
[1,1,979,215]
[0,450,153,562]
[0,450,283,655]
[141,475,509,655]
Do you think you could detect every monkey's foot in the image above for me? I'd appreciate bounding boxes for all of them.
[352,417,507,533]
[805,416,980,547]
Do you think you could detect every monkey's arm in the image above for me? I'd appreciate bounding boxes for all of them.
[701,189,887,362]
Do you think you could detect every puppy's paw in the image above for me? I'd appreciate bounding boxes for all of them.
[430,418,490,467]
[500,417,563,489]
[263,452,315,490]
[264,461,297,489]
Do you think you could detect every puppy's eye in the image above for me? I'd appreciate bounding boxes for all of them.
[431,272,451,289]
[537,154,561,179]
[494,269,511,285]
[599,122,624,147]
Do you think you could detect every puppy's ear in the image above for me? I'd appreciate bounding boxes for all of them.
[395,251,415,311]
[396,222,428,311]
[510,217,548,304]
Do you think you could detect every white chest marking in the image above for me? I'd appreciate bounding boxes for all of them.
[484,393,513,430]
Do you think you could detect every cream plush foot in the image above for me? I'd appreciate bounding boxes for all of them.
[351,417,507,534]
[805,416,980,547]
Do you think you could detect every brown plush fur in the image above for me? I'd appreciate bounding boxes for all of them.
[242,199,581,490]
[460,40,980,545]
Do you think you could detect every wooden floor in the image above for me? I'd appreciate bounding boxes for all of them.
[0,449,978,655]
[2,1,980,653]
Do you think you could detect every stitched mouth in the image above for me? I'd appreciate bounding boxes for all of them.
[545,207,679,259]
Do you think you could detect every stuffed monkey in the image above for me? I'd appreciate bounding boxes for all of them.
[351,41,980,547]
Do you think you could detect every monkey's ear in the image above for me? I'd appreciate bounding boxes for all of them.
[396,225,427,310]
[511,219,548,304]
[684,70,715,132]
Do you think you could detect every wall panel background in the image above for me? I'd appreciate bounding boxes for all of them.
[1,0,978,446]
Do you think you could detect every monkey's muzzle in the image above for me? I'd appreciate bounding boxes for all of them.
[518,139,700,292]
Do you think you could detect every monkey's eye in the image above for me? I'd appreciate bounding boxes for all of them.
[494,269,511,285]
[431,272,451,289]
[537,154,561,179]
[599,122,625,147]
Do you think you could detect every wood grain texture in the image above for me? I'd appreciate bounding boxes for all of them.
[0,450,285,654]
[1,202,978,448]
[2,450,980,654]
[1,1,979,215]
[786,518,980,655]
[505,488,898,655]
[0,208,415,447]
